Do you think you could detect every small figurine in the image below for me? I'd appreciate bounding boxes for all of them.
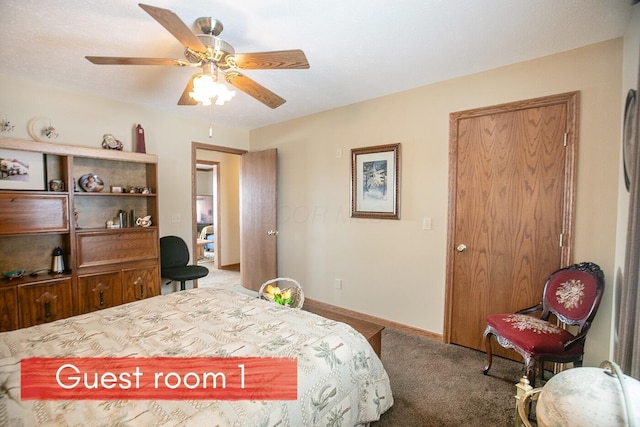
[0,119,14,133]
[135,124,146,153]
[102,134,124,150]
[44,125,58,139]
[136,215,152,227]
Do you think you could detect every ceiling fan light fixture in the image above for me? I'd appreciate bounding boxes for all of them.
[189,65,236,106]
[86,5,308,109]
[214,82,236,106]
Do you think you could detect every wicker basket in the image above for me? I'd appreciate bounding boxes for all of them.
[259,277,305,309]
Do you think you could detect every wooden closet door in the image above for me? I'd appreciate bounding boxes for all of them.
[445,93,578,355]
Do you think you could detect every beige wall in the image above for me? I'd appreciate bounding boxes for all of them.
[196,169,214,195]
[0,74,250,255]
[250,38,624,366]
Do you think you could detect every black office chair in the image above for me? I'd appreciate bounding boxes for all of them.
[160,236,209,291]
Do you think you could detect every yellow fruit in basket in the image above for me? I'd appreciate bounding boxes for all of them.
[264,284,280,298]
[281,289,292,300]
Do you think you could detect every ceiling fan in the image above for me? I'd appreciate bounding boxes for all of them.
[86,3,309,109]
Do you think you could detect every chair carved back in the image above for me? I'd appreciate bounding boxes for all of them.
[540,262,604,333]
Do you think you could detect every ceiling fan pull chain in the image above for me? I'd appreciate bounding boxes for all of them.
[209,105,214,138]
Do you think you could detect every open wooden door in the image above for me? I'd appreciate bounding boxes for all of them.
[240,149,278,291]
[445,92,578,357]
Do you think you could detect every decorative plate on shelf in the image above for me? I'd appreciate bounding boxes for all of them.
[79,173,104,192]
[28,117,59,142]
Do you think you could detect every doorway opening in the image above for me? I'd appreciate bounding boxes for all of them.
[195,162,218,268]
[191,142,246,271]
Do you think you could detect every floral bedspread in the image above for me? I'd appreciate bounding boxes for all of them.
[0,288,393,426]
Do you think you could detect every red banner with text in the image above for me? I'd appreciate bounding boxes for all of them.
[21,357,297,400]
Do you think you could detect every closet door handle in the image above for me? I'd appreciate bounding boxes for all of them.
[267,230,279,236]
[456,244,467,252]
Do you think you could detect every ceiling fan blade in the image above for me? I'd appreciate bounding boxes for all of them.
[233,50,310,70]
[224,71,286,109]
[86,56,188,66]
[138,3,207,52]
[178,76,198,105]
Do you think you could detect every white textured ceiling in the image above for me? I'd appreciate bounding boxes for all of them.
[0,0,633,130]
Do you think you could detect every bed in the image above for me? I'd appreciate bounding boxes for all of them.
[0,288,393,426]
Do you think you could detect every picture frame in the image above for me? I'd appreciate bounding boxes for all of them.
[351,143,400,219]
[623,88,637,191]
[0,149,46,190]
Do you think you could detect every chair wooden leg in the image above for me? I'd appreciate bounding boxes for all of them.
[482,329,493,375]
[524,357,536,387]
[538,361,545,382]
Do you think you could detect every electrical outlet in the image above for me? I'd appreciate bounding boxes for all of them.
[335,279,342,290]
[171,214,181,223]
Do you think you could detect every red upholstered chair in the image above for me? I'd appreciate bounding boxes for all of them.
[482,262,604,386]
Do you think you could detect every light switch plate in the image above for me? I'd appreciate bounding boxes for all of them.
[423,217,432,231]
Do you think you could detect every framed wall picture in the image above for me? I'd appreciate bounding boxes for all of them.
[351,143,400,219]
[0,149,46,190]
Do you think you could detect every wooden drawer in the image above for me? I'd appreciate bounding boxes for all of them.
[0,286,19,332]
[0,193,68,234]
[77,271,123,314]
[18,278,73,328]
[76,228,158,268]
[122,265,160,303]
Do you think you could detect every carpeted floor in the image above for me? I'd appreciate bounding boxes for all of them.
[197,269,525,426]
[372,328,524,426]
[197,266,256,296]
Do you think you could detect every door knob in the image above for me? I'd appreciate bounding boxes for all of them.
[267,230,279,236]
[456,244,467,252]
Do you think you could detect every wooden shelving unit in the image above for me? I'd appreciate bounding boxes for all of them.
[0,137,161,331]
